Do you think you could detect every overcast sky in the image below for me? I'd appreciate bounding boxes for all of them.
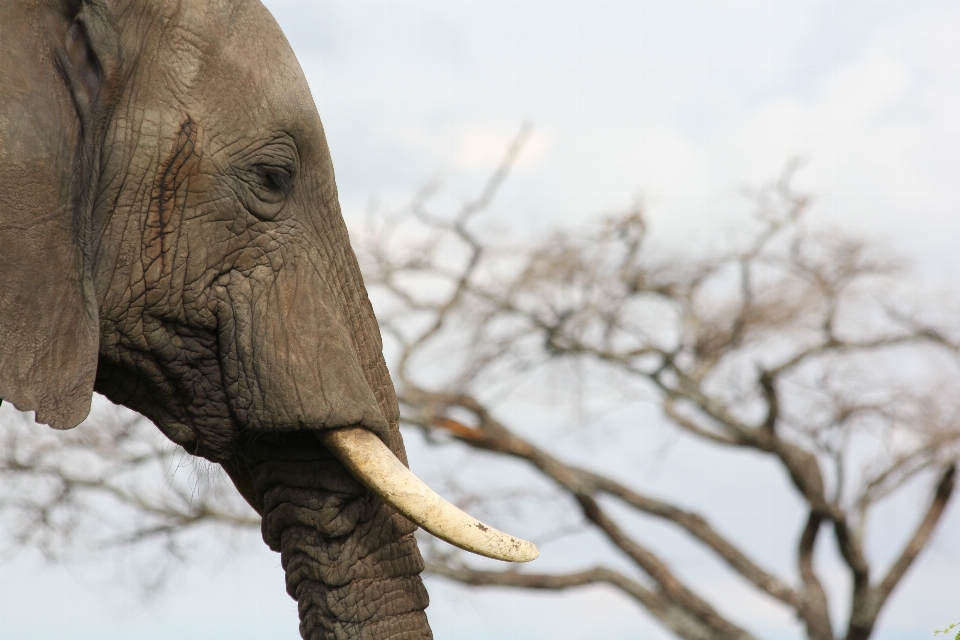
[2,2,959,639]
[276,0,960,285]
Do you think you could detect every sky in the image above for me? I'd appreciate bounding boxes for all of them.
[2,1,960,639]
[278,0,960,286]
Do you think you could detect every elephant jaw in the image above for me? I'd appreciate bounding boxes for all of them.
[318,427,539,563]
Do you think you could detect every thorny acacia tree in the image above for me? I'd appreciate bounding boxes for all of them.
[2,138,959,638]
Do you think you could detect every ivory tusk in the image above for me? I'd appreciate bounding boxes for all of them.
[317,427,539,563]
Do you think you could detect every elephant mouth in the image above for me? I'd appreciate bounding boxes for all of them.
[212,264,537,563]
[319,426,539,563]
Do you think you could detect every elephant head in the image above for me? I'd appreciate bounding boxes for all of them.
[0,1,535,638]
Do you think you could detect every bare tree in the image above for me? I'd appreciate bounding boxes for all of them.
[0,403,257,589]
[2,135,958,637]
[359,139,960,639]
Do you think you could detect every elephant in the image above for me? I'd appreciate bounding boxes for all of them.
[0,0,536,638]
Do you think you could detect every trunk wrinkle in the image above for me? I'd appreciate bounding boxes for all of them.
[244,433,432,640]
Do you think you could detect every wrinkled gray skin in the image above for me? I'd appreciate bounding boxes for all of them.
[0,0,431,637]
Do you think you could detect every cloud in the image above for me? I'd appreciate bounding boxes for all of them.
[453,126,549,168]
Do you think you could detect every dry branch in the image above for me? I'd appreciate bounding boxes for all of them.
[362,140,960,640]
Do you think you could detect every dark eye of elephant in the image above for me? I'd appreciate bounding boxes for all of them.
[256,165,291,195]
[242,162,294,221]
[233,137,299,221]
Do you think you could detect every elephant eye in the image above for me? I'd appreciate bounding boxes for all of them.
[255,165,292,195]
[234,139,299,221]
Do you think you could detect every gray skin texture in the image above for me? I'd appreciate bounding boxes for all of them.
[0,1,431,637]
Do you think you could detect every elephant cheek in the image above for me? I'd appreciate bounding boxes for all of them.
[215,263,390,440]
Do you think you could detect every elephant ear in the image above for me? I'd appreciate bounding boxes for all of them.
[0,0,117,428]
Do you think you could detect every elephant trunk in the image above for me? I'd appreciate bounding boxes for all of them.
[243,432,432,640]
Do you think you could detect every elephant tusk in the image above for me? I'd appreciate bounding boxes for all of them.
[317,427,539,563]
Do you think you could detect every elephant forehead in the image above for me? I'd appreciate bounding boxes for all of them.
[167,0,321,143]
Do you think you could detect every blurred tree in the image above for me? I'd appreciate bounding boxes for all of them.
[0,404,257,591]
[360,139,960,640]
[2,135,958,639]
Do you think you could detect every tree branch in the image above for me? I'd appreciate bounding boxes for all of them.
[576,494,755,640]
[848,464,957,640]
[797,512,833,640]
[409,398,800,636]
[425,563,746,640]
